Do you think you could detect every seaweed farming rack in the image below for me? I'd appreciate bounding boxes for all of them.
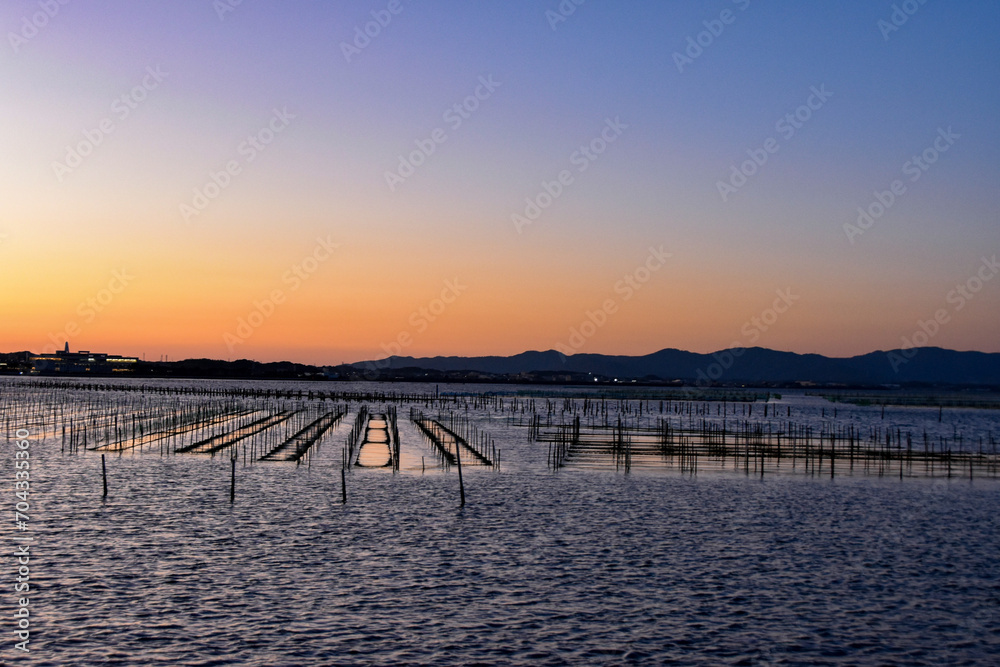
[410,408,498,469]
[3,377,997,484]
[538,416,1000,478]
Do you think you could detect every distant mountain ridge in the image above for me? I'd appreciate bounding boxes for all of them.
[355,347,1000,386]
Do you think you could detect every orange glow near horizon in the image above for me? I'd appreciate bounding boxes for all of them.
[4,229,997,364]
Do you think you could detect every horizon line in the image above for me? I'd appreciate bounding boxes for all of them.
[6,344,999,368]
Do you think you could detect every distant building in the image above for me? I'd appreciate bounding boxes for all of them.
[30,343,138,375]
[0,351,32,374]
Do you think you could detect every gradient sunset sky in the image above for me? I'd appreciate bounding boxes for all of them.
[2,1,998,364]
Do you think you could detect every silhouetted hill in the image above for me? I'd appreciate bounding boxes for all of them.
[7,347,999,386]
[135,358,326,379]
[356,347,1000,386]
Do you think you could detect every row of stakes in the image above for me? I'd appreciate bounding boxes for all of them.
[96,409,472,507]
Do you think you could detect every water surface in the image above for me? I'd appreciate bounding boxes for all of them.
[5,380,999,665]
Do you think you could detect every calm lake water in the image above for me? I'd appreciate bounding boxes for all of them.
[5,379,1000,665]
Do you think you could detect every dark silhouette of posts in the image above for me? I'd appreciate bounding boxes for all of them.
[455,438,466,507]
[101,454,108,497]
[230,456,236,503]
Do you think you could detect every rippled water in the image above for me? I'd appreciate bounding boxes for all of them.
[6,380,1000,665]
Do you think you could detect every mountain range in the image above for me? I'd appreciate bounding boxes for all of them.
[353,347,1000,387]
[6,347,999,386]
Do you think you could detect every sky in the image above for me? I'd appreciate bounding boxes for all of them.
[1,0,998,364]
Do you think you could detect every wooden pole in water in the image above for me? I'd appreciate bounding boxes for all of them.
[230,456,236,503]
[455,438,466,507]
[341,465,347,504]
[101,454,108,498]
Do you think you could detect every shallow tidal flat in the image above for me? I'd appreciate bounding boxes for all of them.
[3,378,999,665]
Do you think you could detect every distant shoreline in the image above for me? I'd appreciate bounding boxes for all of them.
[3,346,1000,389]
